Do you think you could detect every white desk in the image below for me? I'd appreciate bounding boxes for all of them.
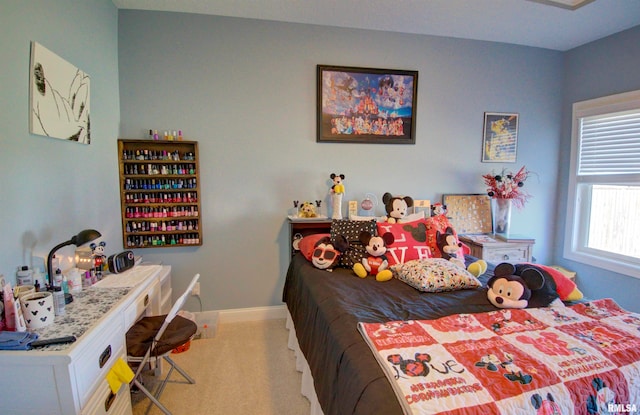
[0,265,171,415]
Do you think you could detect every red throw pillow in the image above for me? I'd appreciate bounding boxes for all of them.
[376,220,432,266]
[298,234,331,261]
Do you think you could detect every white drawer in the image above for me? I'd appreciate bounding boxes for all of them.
[74,319,125,408]
[124,279,159,328]
[82,378,132,415]
[484,247,529,263]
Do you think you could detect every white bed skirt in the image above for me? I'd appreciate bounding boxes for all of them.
[286,311,326,415]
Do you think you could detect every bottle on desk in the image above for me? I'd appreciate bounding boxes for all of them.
[62,275,69,294]
[67,269,83,293]
[54,268,63,287]
[53,286,65,316]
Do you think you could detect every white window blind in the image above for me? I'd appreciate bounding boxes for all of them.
[579,109,640,175]
[565,90,640,278]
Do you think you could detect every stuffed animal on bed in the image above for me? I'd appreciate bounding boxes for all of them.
[487,263,560,309]
[309,235,349,271]
[527,264,583,302]
[382,192,414,223]
[353,231,395,281]
[435,227,487,277]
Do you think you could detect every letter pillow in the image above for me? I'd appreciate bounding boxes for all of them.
[376,219,432,266]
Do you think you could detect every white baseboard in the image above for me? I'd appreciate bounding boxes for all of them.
[217,304,287,324]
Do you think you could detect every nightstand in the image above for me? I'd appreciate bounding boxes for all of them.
[288,218,333,257]
[459,234,535,264]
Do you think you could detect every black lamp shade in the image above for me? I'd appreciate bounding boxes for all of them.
[70,229,102,247]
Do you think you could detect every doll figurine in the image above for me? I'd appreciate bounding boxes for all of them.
[330,173,345,219]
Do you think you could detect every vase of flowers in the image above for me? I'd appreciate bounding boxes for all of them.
[493,198,512,235]
[482,166,531,236]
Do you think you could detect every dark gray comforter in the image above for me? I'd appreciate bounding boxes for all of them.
[283,254,500,415]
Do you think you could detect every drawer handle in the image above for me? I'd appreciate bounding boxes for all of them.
[144,294,149,307]
[105,391,116,412]
[99,345,112,369]
[503,254,510,260]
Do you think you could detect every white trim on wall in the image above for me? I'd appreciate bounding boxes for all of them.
[218,305,287,324]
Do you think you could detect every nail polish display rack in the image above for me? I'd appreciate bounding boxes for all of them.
[117,139,203,248]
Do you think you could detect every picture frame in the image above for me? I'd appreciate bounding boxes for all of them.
[442,194,493,234]
[481,112,518,162]
[317,65,418,144]
[30,42,91,144]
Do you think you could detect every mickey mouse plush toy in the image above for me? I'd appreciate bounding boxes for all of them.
[330,173,346,220]
[487,263,559,309]
[353,231,395,281]
[382,192,414,223]
[330,173,345,194]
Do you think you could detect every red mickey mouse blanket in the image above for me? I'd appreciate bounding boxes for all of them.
[358,299,640,414]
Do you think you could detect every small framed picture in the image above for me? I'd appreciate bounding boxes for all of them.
[482,112,518,162]
[317,65,418,144]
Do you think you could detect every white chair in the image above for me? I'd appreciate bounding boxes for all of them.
[126,274,200,415]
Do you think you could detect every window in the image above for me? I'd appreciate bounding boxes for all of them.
[565,90,640,279]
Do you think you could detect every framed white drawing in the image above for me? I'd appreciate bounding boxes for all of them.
[30,42,91,144]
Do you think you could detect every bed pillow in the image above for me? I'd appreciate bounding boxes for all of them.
[376,219,432,266]
[298,233,331,261]
[391,258,482,292]
[331,219,377,268]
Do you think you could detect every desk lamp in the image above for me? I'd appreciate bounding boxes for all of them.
[47,229,101,288]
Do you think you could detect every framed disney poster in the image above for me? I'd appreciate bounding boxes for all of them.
[317,65,418,144]
[482,112,518,162]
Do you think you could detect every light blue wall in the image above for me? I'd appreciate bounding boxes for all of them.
[117,11,563,309]
[0,1,120,288]
[5,2,636,313]
[557,25,640,312]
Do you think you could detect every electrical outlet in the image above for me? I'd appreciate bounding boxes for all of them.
[191,281,200,296]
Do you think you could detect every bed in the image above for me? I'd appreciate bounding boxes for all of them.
[284,252,501,415]
[283,243,640,414]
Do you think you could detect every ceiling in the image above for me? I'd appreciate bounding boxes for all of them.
[112,0,640,51]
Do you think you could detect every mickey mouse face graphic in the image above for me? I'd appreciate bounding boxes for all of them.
[311,240,340,270]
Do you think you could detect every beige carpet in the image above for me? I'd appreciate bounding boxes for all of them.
[131,319,311,415]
